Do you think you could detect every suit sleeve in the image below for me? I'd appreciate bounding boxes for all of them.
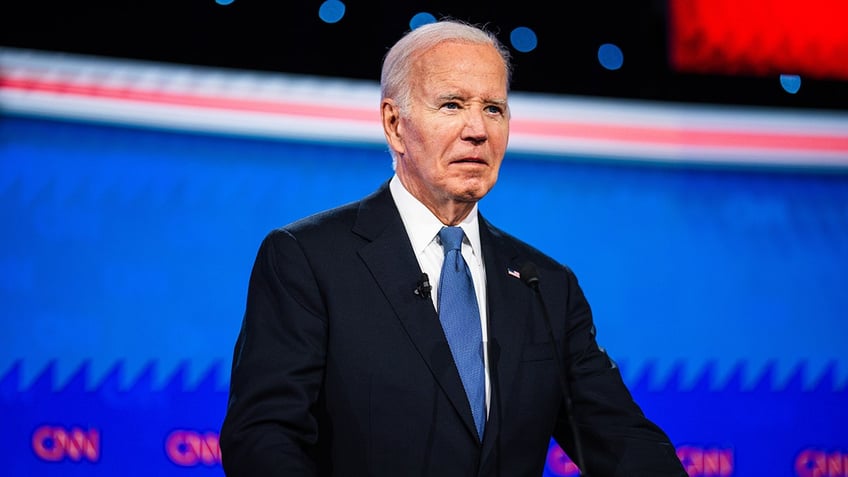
[219,229,328,477]
[552,267,688,477]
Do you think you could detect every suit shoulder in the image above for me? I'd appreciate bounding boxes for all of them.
[268,182,392,240]
[262,197,361,242]
[251,200,362,272]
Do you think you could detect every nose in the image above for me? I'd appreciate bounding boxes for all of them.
[461,108,488,145]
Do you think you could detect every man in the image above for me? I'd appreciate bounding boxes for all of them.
[219,19,687,477]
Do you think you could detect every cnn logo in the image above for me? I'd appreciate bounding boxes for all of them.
[32,425,100,462]
[677,445,734,476]
[796,449,848,477]
[166,429,221,466]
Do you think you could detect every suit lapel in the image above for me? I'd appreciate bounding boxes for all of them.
[353,183,481,441]
[478,215,536,459]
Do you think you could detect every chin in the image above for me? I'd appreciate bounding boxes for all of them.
[452,181,494,202]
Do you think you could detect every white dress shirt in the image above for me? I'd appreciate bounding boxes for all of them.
[389,175,491,414]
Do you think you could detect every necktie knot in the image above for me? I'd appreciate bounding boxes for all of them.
[439,226,465,254]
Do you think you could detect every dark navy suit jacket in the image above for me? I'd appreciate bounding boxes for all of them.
[219,181,686,476]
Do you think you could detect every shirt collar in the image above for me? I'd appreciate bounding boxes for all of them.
[389,175,482,256]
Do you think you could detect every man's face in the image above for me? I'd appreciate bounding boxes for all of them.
[384,41,510,216]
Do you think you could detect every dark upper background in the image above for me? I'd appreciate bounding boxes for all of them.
[3,0,847,111]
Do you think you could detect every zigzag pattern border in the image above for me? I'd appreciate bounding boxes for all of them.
[1,359,844,394]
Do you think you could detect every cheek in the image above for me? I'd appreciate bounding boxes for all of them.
[491,124,509,148]
[406,122,442,154]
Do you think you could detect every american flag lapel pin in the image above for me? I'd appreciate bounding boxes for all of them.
[507,268,521,279]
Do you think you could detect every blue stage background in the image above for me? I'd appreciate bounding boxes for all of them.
[2,114,847,476]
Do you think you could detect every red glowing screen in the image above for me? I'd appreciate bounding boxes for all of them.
[668,0,848,81]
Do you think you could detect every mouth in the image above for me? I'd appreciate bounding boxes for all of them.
[451,158,488,165]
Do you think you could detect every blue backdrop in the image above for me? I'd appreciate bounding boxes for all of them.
[2,115,847,476]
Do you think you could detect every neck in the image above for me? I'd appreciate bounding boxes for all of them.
[428,202,475,226]
[398,178,476,225]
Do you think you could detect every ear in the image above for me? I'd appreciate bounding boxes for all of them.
[381,99,405,156]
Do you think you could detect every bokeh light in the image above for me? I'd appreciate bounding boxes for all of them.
[410,12,436,30]
[598,43,623,70]
[510,26,538,53]
[780,74,802,94]
[318,0,345,24]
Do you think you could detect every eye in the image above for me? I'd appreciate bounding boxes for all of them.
[485,104,505,115]
[442,101,461,110]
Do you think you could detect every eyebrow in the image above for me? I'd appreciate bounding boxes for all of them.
[436,93,508,107]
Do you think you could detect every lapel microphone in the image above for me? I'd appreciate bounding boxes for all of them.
[519,262,589,477]
[414,273,432,299]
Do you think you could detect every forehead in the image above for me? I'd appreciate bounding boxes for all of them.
[411,41,508,96]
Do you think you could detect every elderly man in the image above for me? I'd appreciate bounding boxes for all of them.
[220,19,687,477]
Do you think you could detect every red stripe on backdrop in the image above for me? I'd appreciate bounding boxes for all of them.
[0,76,379,123]
[3,72,848,158]
[511,120,848,153]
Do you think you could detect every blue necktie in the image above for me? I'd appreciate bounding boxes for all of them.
[437,226,486,439]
